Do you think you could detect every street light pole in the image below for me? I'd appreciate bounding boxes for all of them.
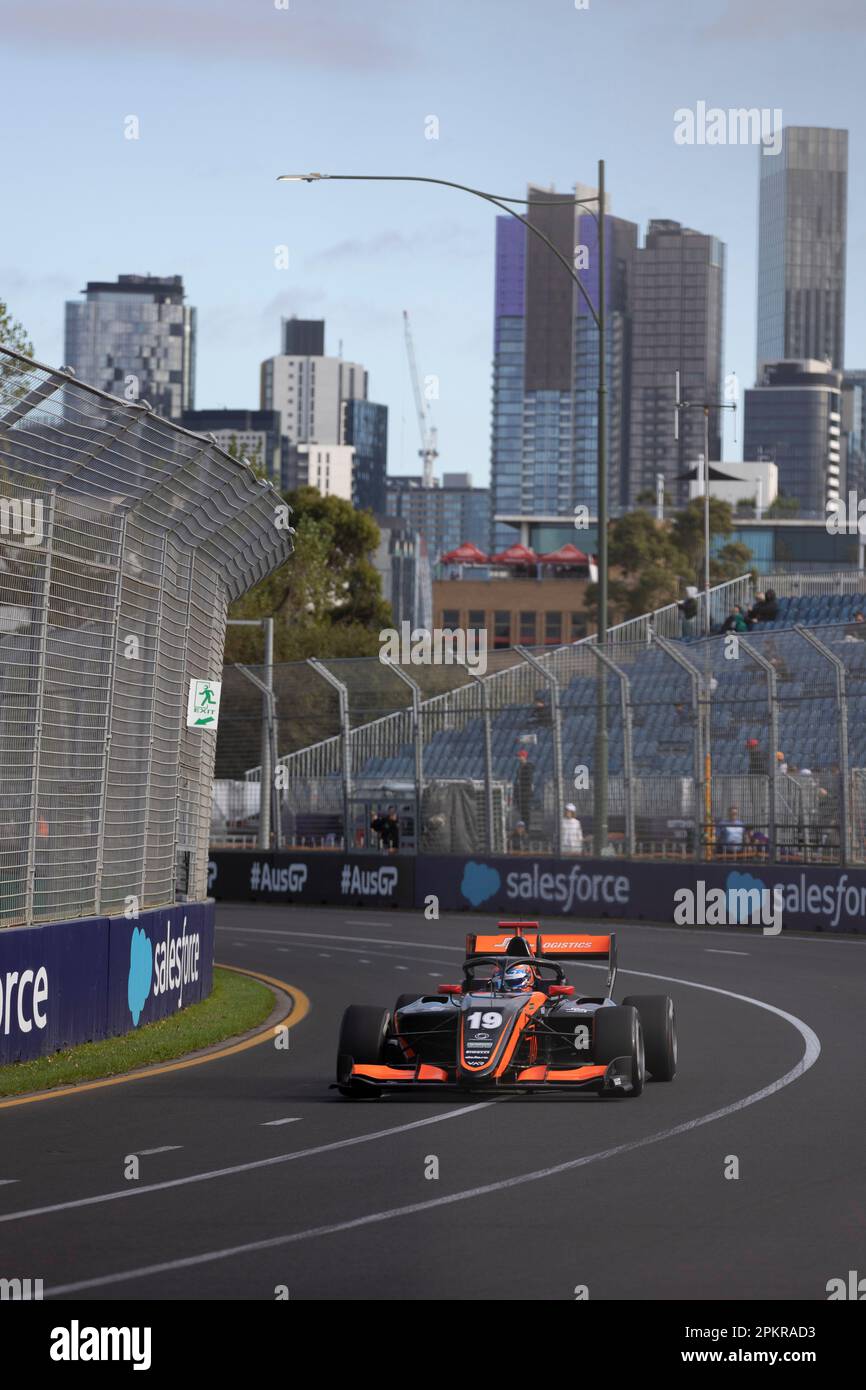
[279,164,610,851]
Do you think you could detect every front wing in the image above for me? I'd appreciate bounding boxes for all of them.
[339,1056,637,1095]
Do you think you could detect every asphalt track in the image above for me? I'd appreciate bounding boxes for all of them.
[1,904,864,1301]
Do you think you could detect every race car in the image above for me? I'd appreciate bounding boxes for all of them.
[335,921,676,1098]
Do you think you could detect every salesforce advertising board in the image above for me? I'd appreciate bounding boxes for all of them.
[418,856,866,933]
[0,902,215,1064]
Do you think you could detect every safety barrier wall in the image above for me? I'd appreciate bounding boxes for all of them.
[0,900,214,1064]
[208,849,866,935]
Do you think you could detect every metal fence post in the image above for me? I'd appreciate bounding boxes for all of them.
[589,644,635,858]
[308,659,352,852]
[515,646,564,856]
[652,634,706,860]
[23,490,56,925]
[260,616,274,849]
[738,636,779,864]
[94,513,127,915]
[470,673,495,854]
[794,625,850,865]
[388,664,423,855]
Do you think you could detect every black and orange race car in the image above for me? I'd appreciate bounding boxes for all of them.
[335,921,676,1098]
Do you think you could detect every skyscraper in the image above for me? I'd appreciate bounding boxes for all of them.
[743,359,843,516]
[489,186,636,551]
[343,398,388,514]
[756,126,848,374]
[385,473,491,561]
[64,273,196,419]
[627,220,725,508]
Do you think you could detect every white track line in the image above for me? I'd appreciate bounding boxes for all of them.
[0,1104,493,1228]
[705,949,750,956]
[135,1146,182,1157]
[42,972,820,1298]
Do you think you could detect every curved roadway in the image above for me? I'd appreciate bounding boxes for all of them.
[1,905,863,1301]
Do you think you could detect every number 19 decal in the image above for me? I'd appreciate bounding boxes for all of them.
[467,1011,503,1029]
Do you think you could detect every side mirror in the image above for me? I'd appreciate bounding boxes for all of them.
[437,983,461,995]
[548,984,574,997]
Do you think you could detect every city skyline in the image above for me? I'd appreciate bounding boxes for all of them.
[4,0,865,490]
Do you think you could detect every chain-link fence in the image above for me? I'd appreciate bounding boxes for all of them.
[220,591,866,864]
[0,346,292,926]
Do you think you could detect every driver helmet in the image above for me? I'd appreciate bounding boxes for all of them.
[495,961,536,993]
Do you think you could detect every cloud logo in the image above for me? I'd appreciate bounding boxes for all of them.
[726,870,766,924]
[461,861,501,907]
[128,926,153,1026]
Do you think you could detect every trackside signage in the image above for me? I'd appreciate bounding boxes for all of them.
[0,917,108,1064]
[0,903,215,1065]
[417,856,866,932]
[106,903,215,1035]
[208,851,415,909]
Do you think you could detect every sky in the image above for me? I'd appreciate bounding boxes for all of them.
[4,0,866,482]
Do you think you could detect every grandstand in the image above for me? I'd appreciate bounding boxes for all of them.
[235,572,866,865]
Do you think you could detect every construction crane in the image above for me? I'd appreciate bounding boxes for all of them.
[403,309,438,487]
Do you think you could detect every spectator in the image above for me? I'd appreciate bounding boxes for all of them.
[513,748,534,824]
[530,691,551,726]
[776,750,788,775]
[747,738,768,776]
[370,805,400,853]
[678,586,698,637]
[509,820,530,853]
[748,588,779,625]
[722,605,748,633]
[716,804,746,853]
[561,803,584,854]
[844,610,866,640]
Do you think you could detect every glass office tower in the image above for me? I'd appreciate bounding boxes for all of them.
[756,127,848,375]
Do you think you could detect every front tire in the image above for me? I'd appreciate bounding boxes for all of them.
[622,994,677,1081]
[593,1004,644,1097]
[336,1005,390,1098]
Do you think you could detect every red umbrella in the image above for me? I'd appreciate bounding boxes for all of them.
[490,543,538,564]
[538,543,590,565]
[439,541,490,565]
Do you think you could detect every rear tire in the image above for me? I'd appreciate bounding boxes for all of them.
[622,994,677,1081]
[336,1005,390,1099]
[592,1004,645,1097]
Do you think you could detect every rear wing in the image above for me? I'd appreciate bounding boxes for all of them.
[465,925,617,995]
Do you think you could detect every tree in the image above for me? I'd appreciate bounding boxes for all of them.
[224,486,393,663]
[669,496,755,588]
[0,301,33,356]
[583,509,690,624]
[583,499,755,629]
[765,494,801,519]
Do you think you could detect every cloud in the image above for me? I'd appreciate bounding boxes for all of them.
[308,223,482,265]
[701,0,866,37]
[3,0,415,71]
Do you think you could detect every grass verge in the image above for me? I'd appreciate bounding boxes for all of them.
[0,966,276,1098]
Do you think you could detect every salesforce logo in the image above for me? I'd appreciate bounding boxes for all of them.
[127,915,202,1027]
[461,862,501,907]
[127,927,153,1026]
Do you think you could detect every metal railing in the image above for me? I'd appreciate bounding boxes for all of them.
[215,600,866,863]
